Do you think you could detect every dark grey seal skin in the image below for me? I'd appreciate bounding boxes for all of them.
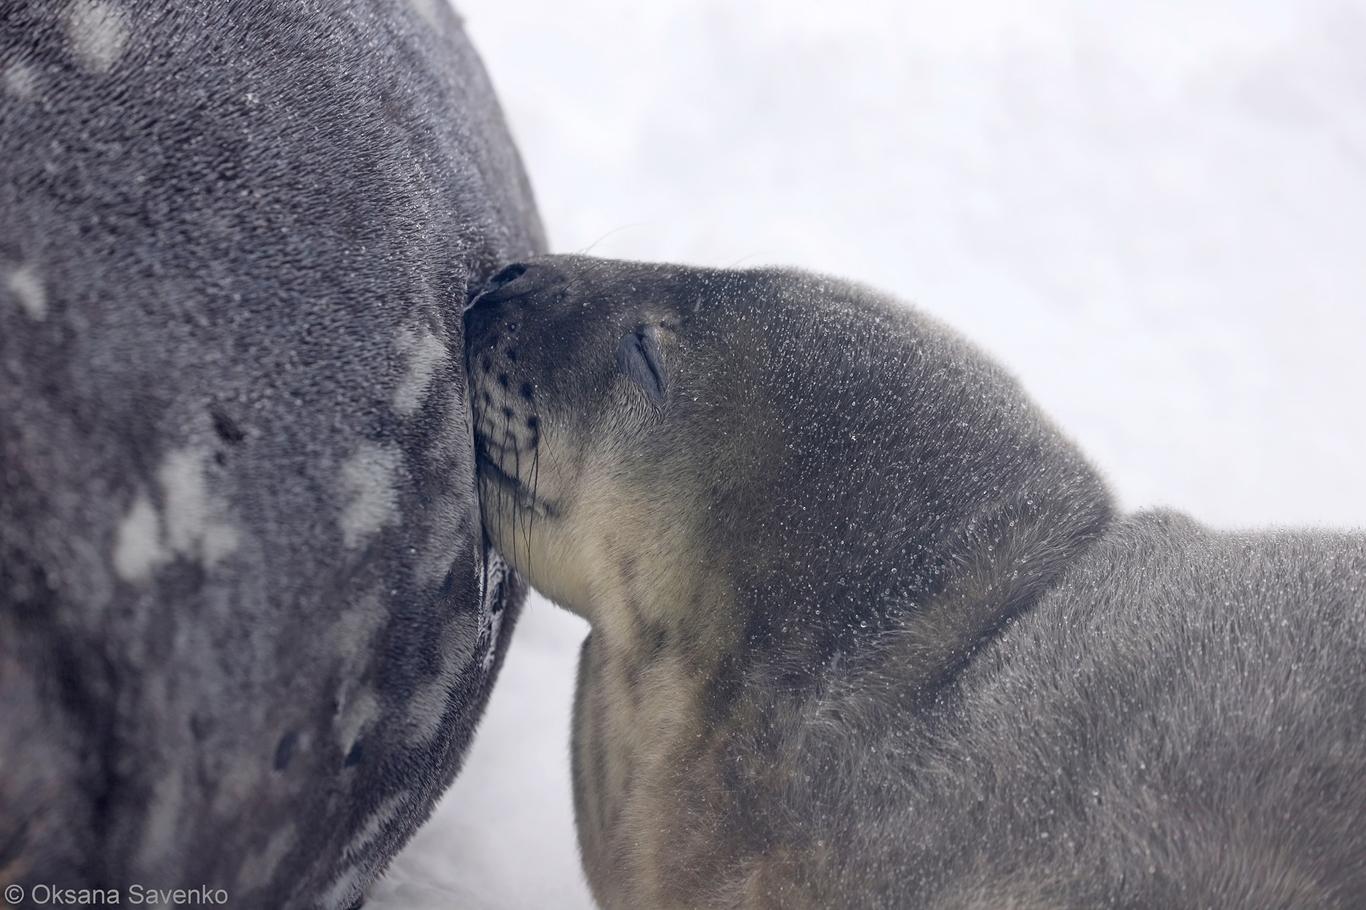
[466,256,1366,909]
[1,2,541,906]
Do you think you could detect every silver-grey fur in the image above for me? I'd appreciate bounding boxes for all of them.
[1,2,540,905]
[467,255,1366,909]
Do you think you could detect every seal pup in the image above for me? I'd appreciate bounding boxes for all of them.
[465,255,1366,909]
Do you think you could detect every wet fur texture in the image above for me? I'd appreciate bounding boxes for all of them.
[466,256,1366,909]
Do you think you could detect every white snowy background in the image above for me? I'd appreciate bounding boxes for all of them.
[373,1,1366,907]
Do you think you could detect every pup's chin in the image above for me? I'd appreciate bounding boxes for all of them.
[475,449,555,518]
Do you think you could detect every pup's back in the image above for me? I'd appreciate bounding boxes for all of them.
[779,512,1366,908]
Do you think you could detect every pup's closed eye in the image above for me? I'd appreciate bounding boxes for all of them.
[616,325,668,403]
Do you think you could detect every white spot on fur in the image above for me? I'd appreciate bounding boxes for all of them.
[113,448,240,583]
[404,609,478,744]
[159,448,240,566]
[3,62,38,100]
[114,493,169,582]
[346,792,411,860]
[428,388,472,466]
[335,687,380,755]
[64,0,130,74]
[409,0,442,30]
[481,606,504,673]
[319,864,365,910]
[415,491,469,585]
[6,264,47,320]
[319,792,412,910]
[392,326,448,417]
[135,766,184,870]
[330,588,387,658]
[238,824,296,893]
[476,557,514,665]
[338,442,402,547]
[210,761,259,819]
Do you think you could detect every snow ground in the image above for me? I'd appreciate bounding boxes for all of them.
[372,2,1366,907]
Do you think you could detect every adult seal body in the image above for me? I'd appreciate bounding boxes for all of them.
[2,2,539,904]
[465,256,1366,909]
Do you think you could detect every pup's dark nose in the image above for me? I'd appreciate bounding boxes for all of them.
[466,260,562,312]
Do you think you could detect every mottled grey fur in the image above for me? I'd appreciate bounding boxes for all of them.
[1,2,541,906]
[467,256,1366,909]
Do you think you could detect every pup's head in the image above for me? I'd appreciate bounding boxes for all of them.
[464,254,1101,626]
[464,255,769,615]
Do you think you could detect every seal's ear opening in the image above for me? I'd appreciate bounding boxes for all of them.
[616,325,667,404]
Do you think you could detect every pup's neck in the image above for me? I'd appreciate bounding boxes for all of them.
[723,449,1115,695]
[590,556,739,667]
[555,448,1113,700]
